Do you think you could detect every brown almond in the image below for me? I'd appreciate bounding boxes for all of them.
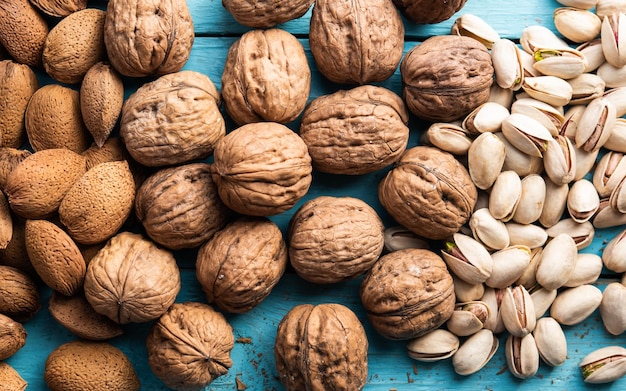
[0,361,27,391]
[80,62,124,147]
[5,148,87,219]
[0,313,27,360]
[25,84,92,153]
[43,9,106,84]
[59,160,136,245]
[0,265,40,322]
[0,148,31,193]
[0,60,39,148]
[48,290,123,341]
[0,0,49,67]
[25,219,86,296]
[0,215,34,275]
[82,138,129,170]
[30,0,86,17]
[0,192,12,249]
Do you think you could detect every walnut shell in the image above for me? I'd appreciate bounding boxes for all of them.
[401,35,494,123]
[120,70,225,167]
[0,313,27,360]
[0,361,27,391]
[211,122,312,216]
[30,0,86,17]
[221,28,311,125]
[0,265,40,322]
[309,0,404,84]
[379,146,477,240]
[44,340,140,391]
[0,0,49,67]
[84,232,180,324]
[42,8,106,84]
[196,217,287,313]
[104,0,194,77]
[274,303,368,391]
[393,0,467,24]
[146,302,234,391]
[135,163,232,250]
[222,0,314,28]
[0,60,39,148]
[288,196,384,284]
[299,85,409,174]
[360,248,455,340]
[0,148,31,193]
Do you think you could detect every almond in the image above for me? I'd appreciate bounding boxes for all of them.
[0,0,49,67]
[0,313,27,360]
[0,60,39,148]
[0,361,27,391]
[5,148,87,219]
[0,265,40,322]
[0,192,12,249]
[30,0,86,17]
[0,215,34,276]
[0,148,31,193]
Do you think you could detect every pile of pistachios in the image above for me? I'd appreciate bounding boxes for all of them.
[394,0,626,383]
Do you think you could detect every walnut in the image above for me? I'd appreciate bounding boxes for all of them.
[135,163,232,250]
[274,303,368,391]
[393,0,467,24]
[288,196,385,284]
[146,302,234,391]
[120,71,225,167]
[401,35,493,123]
[360,248,455,340]
[221,28,310,125]
[211,122,312,216]
[378,146,477,240]
[309,0,404,84]
[222,0,314,28]
[104,0,194,77]
[299,85,409,174]
[196,217,287,313]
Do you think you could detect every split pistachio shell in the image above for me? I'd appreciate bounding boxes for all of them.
[383,226,430,252]
[601,13,626,67]
[451,14,500,49]
[550,284,603,326]
[600,282,626,335]
[501,113,553,158]
[533,317,567,367]
[535,233,578,290]
[578,39,606,72]
[574,146,599,181]
[452,273,485,303]
[505,333,539,379]
[602,227,626,272]
[603,87,626,116]
[469,208,510,250]
[556,0,598,10]
[446,301,490,337]
[496,132,544,177]
[597,60,626,88]
[452,329,499,376]
[554,8,602,43]
[592,151,626,197]
[568,73,606,105]
[489,170,522,222]
[512,174,546,224]
[520,25,570,55]
[491,38,524,90]
[485,245,532,289]
[560,104,587,140]
[516,247,543,289]
[441,233,493,285]
[609,174,626,212]
[567,179,600,223]
[580,345,626,383]
[481,287,506,334]
[424,123,473,155]
[533,47,588,79]
[488,83,515,108]
[564,253,603,287]
[463,102,510,134]
[520,50,543,79]
[597,0,626,18]
[468,133,506,190]
[603,118,626,152]
[407,329,460,362]
[545,218,595,249]
[530,286,558,319]
[539,177,569,228]
[593,198,626,228]
[506,223,548,249]
[575,97,617,152]
[543,135,576,185]
[522,76,573,107]
[511,98,564,136]
[500,285,536,337]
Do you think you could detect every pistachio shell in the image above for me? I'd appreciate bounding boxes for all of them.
[580,346,626,384]
[554,8,602,43]
[489,170,522,222]
[520,25,570,55]
[533,47,588,79]
[601,13,626,68]
[512,174,546,224]
[539,177,569,228]
[452,273,485,303]
[516,247,543,289]
[550,284,603,326]
[575,97,617,152]
[578,39,606,72]
[603,87,626,116]
[574,146,599,180]
[543,135,576,185]
[500,285,536,337]
[536,233,578,290]
[424,122,472,155]
[441,233,493,285]
[451,14,500,49]
[522,76,573,107]
[602,228,626,272]
[568,73,606,105]
[592,151,626,197]
[593,198,626,228]
[545,218,595,249]
[468,132,506,190]
[485,245,531,289]
[511,98,565,136]
[492,38,524,90]
[407,329,459,362]
[495,132,544,177]
[463,102,510,134]
[452,329,499,376]
[564,253,603,288]
[506,222,548,249]
[481,287,506,333]
[534,317,567,367]
[446,301,490,337]
[603,118,626,152]
[469,207,510,250]
[567,179,600,223]
[505,333,539,379]
[530,286,558,319]
[597,0,626,18]
[383,226,430,252]
[501,113,553,157]
[597,60,626,88]
[599,282,626,335]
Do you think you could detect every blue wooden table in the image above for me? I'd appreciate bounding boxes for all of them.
[5,0,626,390]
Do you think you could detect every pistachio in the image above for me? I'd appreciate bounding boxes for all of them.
[491,38,524,90]
[545,218,595,249]
[407,329,459,362]
[530,285,558,319]
[452,329,499,376]
[488,170,522,222]
[500,285,536,337]
[533,317,567,367]
[574,145,599,180]
[535,233,578,290]
[485,245,532,289]
[463,102,510,134]
[451,14,500,49]
[543,135,576,185]
[441,233,493,285]
[560,104,587,140]
[506,222,548,249]
[603,118,626,152]
[597,60,626,88]
[597,0,626,18]
[512,174,546,224]
[468,133,506,190]
[602,227,626,272]
[601,13,626,67]
[505,333,540,379]
[603,86,626,116]
[550,284,603,326]
[567,179,600,222]
[568,73,606,105]
[609,174,626,212]
[600,282,626,335]
[564,253,603,287]
[593,197,626,228]
[481,287,506,334]
[516,247,543,289]
[469,207,510,250]
[452,272,485,303]
[533,47,588,79]
[446,301,490,337]
[488,82,515,108]
[522,75,573,107]
[501,113,553,157]
[383,226,430,253]
[511,98,564,136]
[554,8,602,43]
[539,177,569,228]
[592,151,626,197]
[577,39,606,72]
[495,132,545,177]
[520,25,571,55]
[575,97,617,152]
[424,122,473,155]
[580,346,626,383]
[520,49,543,78]
[556,0,598,10]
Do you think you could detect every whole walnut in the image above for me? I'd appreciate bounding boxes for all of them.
[104,0,194,77]
[288,196,385,284]
[221,28,310,125]
[211,122,312,216]
[401,35,494,123]
[83,232,180,324]
[120,71,225,167]
[300,85,409,174]
[360,248,455,340]
[222,0,314,28]
[309,0,404,84]
[378,146,477,240]
[146,302,234,391]
[196,217,287,313]
[274,303,368,391]
[393,0,467,24]
[135,163,232,250]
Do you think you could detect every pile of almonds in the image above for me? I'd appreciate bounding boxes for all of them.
[1,0,626,390]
